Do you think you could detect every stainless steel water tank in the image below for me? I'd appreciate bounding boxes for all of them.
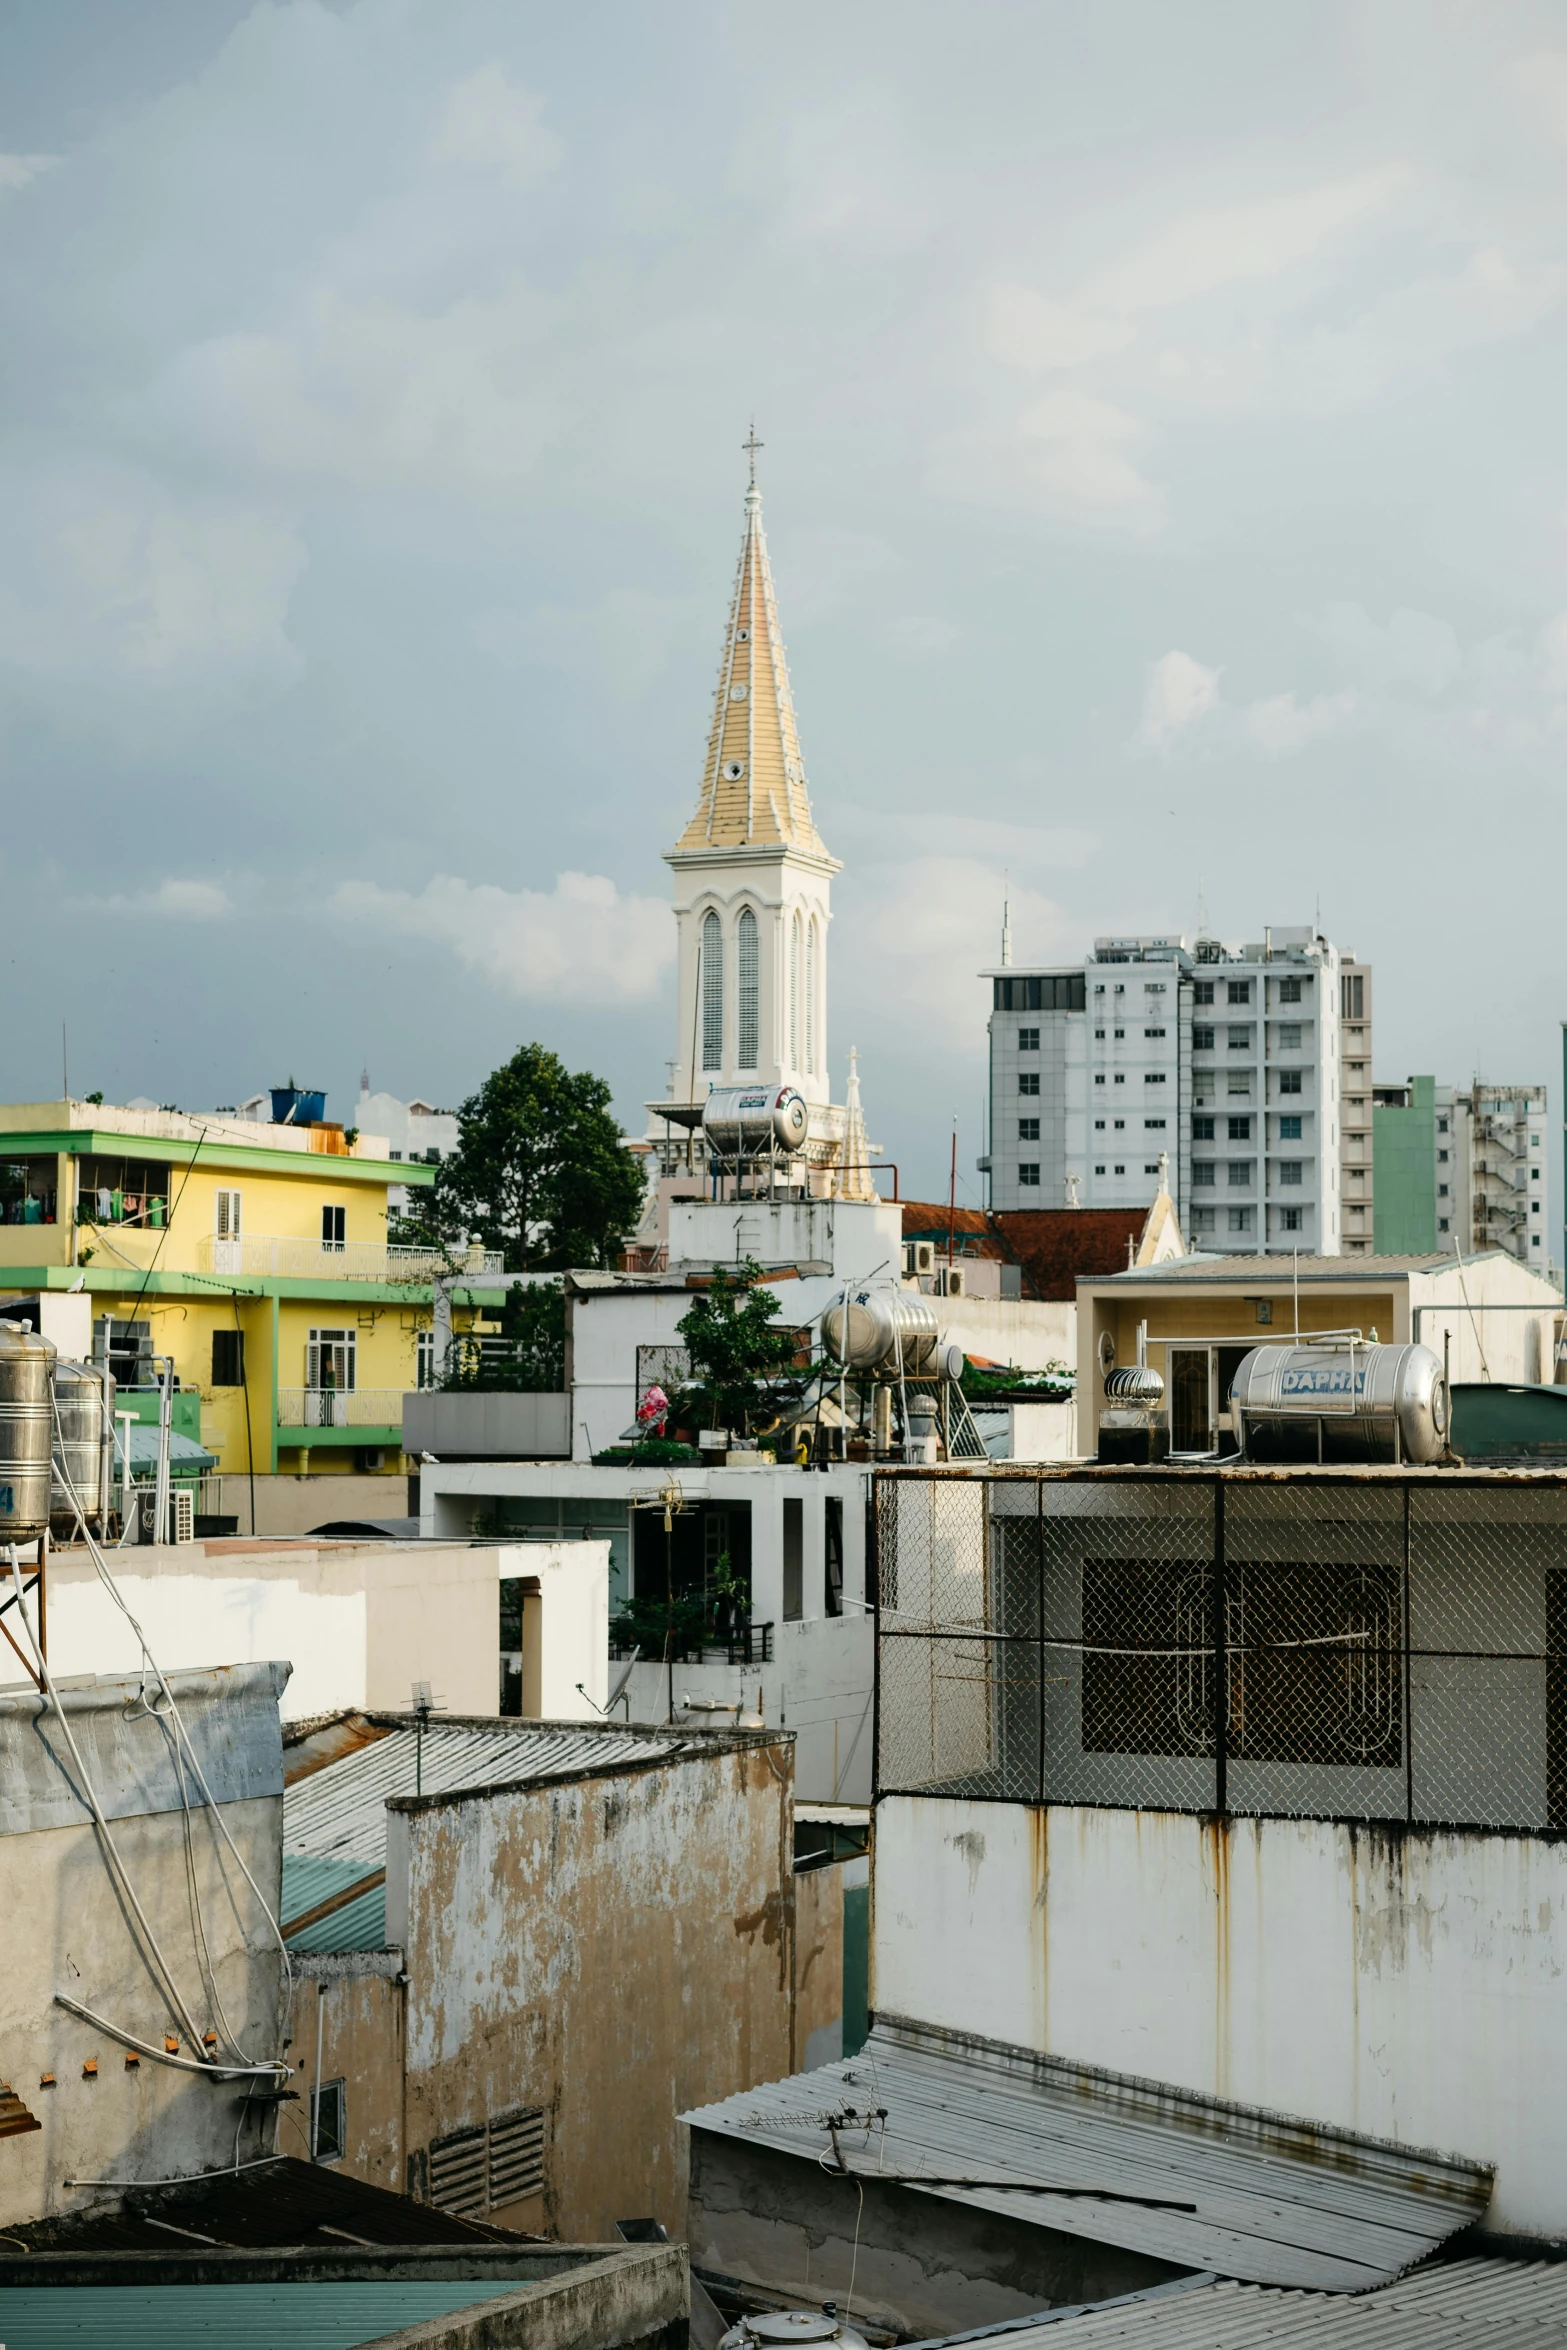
[0,1320,57,1544]
[719,2310,871,2350]
[702,1085,810,1158]
[1231,1340,1447,1464]
[822,1289,941,1374]
[51,1359,115,1533]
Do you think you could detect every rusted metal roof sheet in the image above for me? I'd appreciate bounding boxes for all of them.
[681,2017,1493,2294]
[284,1722,679,1871]
[918,2258,1567,2344]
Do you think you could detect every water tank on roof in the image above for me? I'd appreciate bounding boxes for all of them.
[1232,1340,1447,1465]
[702,1085,809,1159]
[0,1320,56,1543]
[822,1289,941,1375]
[51,1359,115,1534]
[720,2310,871,2350]
[270,1085,327,1126]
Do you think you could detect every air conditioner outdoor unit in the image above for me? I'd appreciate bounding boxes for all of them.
[940,1265,966,1298]
[908,1241,936,1278]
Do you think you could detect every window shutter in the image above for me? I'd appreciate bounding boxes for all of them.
[427,2108,545,2217]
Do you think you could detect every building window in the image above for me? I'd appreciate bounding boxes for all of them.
[1018,1118,1040,1141]
[1114,1028,1125,1039]
[1341,972,1364,1018]
[1279,1070,1303,1096]
[211,1329,244,1387]
[1228,980,1251,1004]
[1192,1206,1216,1234]
[1094,1119,1106,1130]
[1438,1217,1449,1232]
[1144,1162,1161,1174]
[1280,1162,1303,1186]
[1145,1118,1166,1130]
[1113,1119,1125,1129]
[1018,1027,1039,1050]
[1146,1072,1167,1086]
[1227,1025,1249,1050]
[1019,1073,1040,1096]
[1533,1235,1541,1247]
[1018,1163,1040,1186]
[1193,1116,1215,1140]
[1144,1027,1166,1039]
[311,2078,346,2164]
[1095,1028,1106,1039]
[1228,1206,1252,1233]
[1194,1025,1215,1050]
[1278,1023,1302,1050]
[701,911,723,1070]
[1438,1183,1448,1198]
[417,1329,437,1388]
[1281,976,1304,1004]
[1093,983,1104,994]
[307,1327,356,1397]
[321,1204,346,1252]
[807,917,819,1076]
[215,1187,242,1241]
[790,911,801,1067]
[1227,1074,1251,1098]
[1227,1117,1251,1140]
[1227,1162,1250,1186]
[1094,1074,1106,1087]
[825,1496,844,1617]
[1281,1206,1302,1232]
[1280,1116,1302,1139]
[783,1496,804,1622]
[1145,982,1166,994]
[1193,1164,1216,1186]
[1114,1074,1126,1086]
[1094,1163,1106,1175]
[1533,1169,1541,1183]
[1113,1163,1125,1175]
[1438,1148,1449,1163]
[736,907,759,1069]
[1194,981,1215,1006]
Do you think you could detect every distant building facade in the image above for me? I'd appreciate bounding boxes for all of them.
[1375,1078,1547,1266]
[984,927,1344,1256]
[1339,956,1373,1253]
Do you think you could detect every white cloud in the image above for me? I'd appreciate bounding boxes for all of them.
[1090,171,1409,318]
[0,461,305,700]
[91,878,234,920]
[428,62,561,189]
[1242,689,1358,755]
[0,153,56,192]
[883,614,960,657]
[472,589,693,693]
[334,871,674,1004]
[1537,613,1567,697]
[1139,651,1222,751]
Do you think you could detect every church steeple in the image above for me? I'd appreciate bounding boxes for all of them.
[676,436,828,858]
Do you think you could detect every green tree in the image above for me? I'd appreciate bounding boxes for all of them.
[441,1280,566,1392]
[426,1044,645,1273]
[677,1259,801,1436]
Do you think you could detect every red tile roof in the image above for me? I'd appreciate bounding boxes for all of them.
[901,1200,1150,1299]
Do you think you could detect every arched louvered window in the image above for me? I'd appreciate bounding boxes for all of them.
[790,912,802,1069]
[737,908,760,1070]
[701,911,723,1071]
[806,918,819,1075]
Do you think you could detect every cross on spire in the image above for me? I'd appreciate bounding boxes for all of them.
[743,420,763,487]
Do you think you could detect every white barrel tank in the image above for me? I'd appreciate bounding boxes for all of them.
[822,1288,941,1375]
[702,1085,809,1158]
[51,1359,115,1533]
[1231,1340,1448,1464]
[0,1321,57,1544]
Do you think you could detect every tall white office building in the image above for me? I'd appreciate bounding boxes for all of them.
[983,926,1343,1255]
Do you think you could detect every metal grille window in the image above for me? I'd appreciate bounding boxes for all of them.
[876,1472,1567,1833]
[737,907,760,1069]
[427,2107,545,2217]
[701,912,723,1070]
[637,1342,692,1398]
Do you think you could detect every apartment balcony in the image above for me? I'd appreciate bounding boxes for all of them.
[276,1387,408,1432]
[195,1235,503,1283]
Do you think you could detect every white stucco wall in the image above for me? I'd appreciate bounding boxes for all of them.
[38,1538,505,1720]
[512,1539,609,1718]
[874,1794,1567,2239]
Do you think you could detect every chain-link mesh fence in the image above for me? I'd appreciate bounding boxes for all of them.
[875,1469,1567,1832]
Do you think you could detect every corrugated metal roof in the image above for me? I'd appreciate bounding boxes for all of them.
[681,2019,1493,2294]
[284,1722,679,1871]
[5,2153,524,2251]
[920,2258,1567,2345]
[0,2278,538,2346]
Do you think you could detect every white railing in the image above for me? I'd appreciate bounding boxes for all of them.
[276,1388,410,1429]
[196,1235,503,1282]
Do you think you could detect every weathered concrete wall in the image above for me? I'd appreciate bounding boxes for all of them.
[392,1741,797,2239]
[686,2132,1179,2340]
[284,1953,405,2188]
[40,1538,501,1721]
[794,1865,844,2070]
[935,1295,1075,1374]
[0,1663,289,2223]
[874,1794,1567,2240]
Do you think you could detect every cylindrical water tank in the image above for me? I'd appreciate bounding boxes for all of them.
[51,1360,115,1534]
[719,2311,872,2350]
[1231,1341,1448,1465]
[701,1085,809,1158]
[0,1321,57,1545]
[821,1289,941,1375]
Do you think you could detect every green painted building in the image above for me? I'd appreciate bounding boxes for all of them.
[1373,1076,1439,1254]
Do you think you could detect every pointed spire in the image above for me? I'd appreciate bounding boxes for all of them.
[1001,879,1012,968]
[675,437,828,857]
[836,1046,878,1201]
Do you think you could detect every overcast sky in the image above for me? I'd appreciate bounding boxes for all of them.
[3,1,1566,1212]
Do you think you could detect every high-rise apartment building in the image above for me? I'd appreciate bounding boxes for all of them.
[1339,957,1373,1254]
[983,926,1343,1254]
[1374,1079,1546,1265]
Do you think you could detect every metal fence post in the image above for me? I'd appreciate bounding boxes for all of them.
[1213,1473,1228,1815]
